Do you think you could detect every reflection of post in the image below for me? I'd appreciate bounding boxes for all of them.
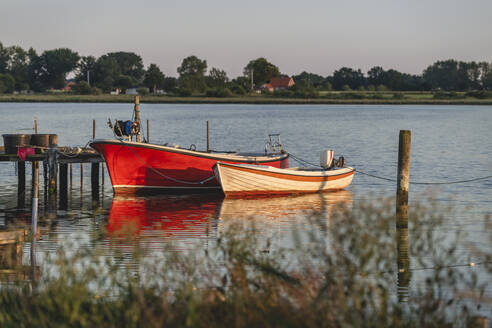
[91,163,100,205]
[59,163,68,210]
[396,130,411,301]
[396,226,410,301]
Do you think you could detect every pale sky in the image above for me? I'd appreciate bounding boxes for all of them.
[1,0,491,78]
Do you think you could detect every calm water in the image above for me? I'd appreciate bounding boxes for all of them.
[0,103,491,296]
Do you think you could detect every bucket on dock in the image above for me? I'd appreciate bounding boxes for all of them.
[31,134,58,153]
[2,134,32,154]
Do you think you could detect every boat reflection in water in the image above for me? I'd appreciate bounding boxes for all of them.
[107,195,223,250]
[218,191,353,249]
[107,191,353,252]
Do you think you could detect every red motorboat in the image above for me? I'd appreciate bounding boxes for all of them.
[90,139,289,195]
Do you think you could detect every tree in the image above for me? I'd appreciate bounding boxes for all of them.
[367,66,385,87]
[177,55,207,93]
[0,42,9,74]
[39,48,80,89]
[423,59,461,91]
[71,81,92,95]
[76,56,97,84]
[104,52,145,82]
[143,64,165,93]
[244,58,280,88]
[0,73,15,93]
[7,46,30,90]
[332,67,365,90]
[93,56,121,92]
[293,71,325,89]
[27,47,44,91]
[162,77,178,94]
[206,68,228,89]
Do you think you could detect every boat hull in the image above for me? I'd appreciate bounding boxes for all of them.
[214,162,354,197]
[90,139,289,195]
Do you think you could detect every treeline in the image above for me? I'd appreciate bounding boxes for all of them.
[1,41,492,97]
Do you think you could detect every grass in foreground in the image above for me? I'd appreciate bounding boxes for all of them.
[0,198,490,327]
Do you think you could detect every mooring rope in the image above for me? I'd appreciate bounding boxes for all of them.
[116,138,217,185]
[288,152,492,185]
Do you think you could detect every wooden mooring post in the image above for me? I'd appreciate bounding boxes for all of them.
[31,161,39,239]
[135,96,141,142]
[396,130,411,228]
[17,161,26,208]
[396,130,411,302]
[206,120,210,152]
[48,143,58,210]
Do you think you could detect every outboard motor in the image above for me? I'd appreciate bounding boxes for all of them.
[320,150,334,169]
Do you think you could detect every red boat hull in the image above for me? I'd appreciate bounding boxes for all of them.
[90,139,289,195]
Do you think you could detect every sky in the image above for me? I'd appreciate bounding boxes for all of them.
[1,0,491,78]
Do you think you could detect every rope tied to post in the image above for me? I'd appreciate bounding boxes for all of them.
[288,151,492,186]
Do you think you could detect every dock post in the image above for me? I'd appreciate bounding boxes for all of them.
[92,119,96,139]
[135,96,141,142]
[206,120,210,152]
[91,162,100,204]
[146,119,150,143]
[59,163,68,209]
[17,161,26,208]
[396,130,411,302]
[31,161,39,240]
[34,118,38,134]
[48,143,58,210]
[396,130,411,228]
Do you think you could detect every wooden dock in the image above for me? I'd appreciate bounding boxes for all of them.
[0,147,105,209]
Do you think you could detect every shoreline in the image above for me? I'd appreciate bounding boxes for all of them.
[1,94,492,105]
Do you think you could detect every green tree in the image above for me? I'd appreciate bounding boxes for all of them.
[143,64,165,93]
[7,46,30,90]
[206,67,228,89]
[0,73,15,93]
[0,42,9,74]
[177,55,207,94]
[423,59,461,91]
[292,71,325,89]
[39,48,80,89]
[93,56,121,92]
[114,75,134,90]
[104,52,144,82]
[367,66,385,86]
[332,67,365,90]
[76,56,97,85]
[244,57,280,88]
[27,47,44,91]
[162,77,178,94]
[71,81,92,95]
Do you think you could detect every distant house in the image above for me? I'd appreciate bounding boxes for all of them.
[125,88,138,95]
[260,77,295,92]
[63,80,76,92]
[110,88,122,95]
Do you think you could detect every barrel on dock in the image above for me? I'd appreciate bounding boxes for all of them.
[2,134,32,154]
[30,134,58,153]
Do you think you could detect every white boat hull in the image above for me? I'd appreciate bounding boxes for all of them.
[214,163,355,197]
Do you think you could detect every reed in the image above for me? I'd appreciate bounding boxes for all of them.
[0,198,490,327]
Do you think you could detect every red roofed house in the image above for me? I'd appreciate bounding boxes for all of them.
[260,76,295,92]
